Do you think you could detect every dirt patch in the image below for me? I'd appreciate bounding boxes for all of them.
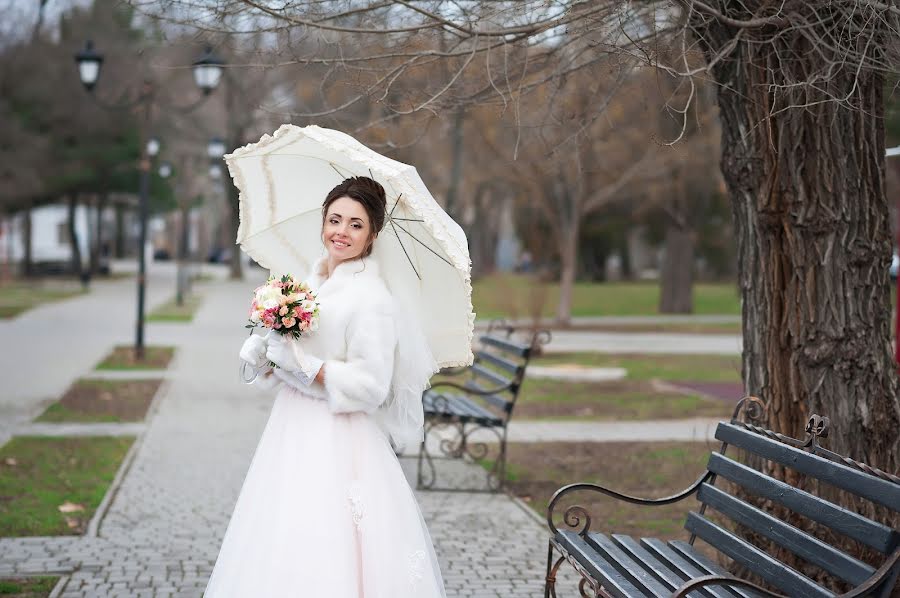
[503,441,717,541]
[514,379,733,420]
[37,379,162,423]
[95,346,174,370]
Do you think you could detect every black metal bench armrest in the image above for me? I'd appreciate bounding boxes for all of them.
[672,575,789,598]
[547,472,713,535]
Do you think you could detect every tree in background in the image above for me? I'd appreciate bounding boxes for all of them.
[111,1,900,503]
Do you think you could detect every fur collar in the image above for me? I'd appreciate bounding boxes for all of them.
[309,255,381,291]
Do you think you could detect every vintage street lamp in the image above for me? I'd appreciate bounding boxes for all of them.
[74,40,103,91]
[74,41,223,359]
[193,46,225,96]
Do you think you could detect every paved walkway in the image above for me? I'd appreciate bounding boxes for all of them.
[0,269,737,597]
[1,272,584,597]
[0,263,176,446]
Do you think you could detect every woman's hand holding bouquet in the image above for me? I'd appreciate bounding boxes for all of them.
[240,275,320,384]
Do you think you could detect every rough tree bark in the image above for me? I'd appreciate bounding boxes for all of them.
[693,7,900,573]
[695,17,900,468]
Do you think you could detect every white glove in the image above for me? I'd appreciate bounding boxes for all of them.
[266,334,323,384]
[239,333,269,368]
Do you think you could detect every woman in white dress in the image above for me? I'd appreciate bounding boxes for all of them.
[205,177,446,598]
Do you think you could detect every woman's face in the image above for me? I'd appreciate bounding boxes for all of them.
[322,196,372,263]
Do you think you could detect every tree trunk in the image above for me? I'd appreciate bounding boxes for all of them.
[67,195,84,280]
[21,205,33,277]
[114,205,126,258]
[444,107,466,220]
[694,10,900,574]
[89,194,105,276]
[659,221,694,313]
[556,218,579,325]
[227,179,242,279]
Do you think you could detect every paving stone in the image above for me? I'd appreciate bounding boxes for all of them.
[0,274,586,595]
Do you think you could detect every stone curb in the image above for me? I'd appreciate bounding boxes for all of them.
[48,574,70,598]
[81,369,172,380]
[85,357,176,538]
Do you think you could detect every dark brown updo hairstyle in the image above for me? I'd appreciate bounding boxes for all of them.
[321,176,387,258]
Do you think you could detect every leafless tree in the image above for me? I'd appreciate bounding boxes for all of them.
[124,1,900,496]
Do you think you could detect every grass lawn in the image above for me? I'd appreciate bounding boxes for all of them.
[472,275,741,319]
[36,379,162,423]
[533,353,742,383]
[515,379,732,420]
[0,577,59,597]
[147,295,203,323]
[0,436,134,536]
[562,322,742,334]
[95,346,175,370]
[496,441,715,540]
[0,282,84,319]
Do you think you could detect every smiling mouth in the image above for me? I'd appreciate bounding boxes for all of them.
[332,239,350,248]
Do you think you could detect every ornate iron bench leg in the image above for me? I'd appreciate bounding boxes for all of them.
[545,540,565,598]
[497,426,509,491]
[417,419,440,490]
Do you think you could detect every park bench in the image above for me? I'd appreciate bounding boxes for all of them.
[544,398,900,598]
[416,321,550,492]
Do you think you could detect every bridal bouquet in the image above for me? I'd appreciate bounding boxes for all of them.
[246,274,320,338]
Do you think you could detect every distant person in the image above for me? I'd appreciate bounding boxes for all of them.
[517,250,534,273]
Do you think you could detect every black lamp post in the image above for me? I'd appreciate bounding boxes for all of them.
[74,41,224,359]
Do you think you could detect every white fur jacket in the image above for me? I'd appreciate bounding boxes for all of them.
[254,255,397,417]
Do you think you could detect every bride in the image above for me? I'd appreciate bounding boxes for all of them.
[205,176,446,597]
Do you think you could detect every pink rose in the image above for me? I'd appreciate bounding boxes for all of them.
[282,316,296,328]
[279,306,288,316]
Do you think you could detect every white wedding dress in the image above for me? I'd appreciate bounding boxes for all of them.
[205,258,446,598]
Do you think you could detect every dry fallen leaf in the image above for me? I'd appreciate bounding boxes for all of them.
[99,391,114,402]
[4,457,17,466]
[58,501,85,513]
[64,516,80,529]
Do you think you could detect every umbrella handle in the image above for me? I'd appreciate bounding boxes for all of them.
[240,361,261,384]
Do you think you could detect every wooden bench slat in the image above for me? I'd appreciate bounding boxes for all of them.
[715,422,900,511]
[446,394,502,426]
[555,531,643,598]
[697,483,875,586]
[602,534,706,598]
[479,334,531,357]
[474,349,524,376]
[706,452,898,554]
[684,513,832,598]
[637,537,740,598]
[667,541,760,598]
[583,533,672,597]
[463,380,512,413]
[471,363,512,389]
[423,391,500,425]
[445,394,484,420]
